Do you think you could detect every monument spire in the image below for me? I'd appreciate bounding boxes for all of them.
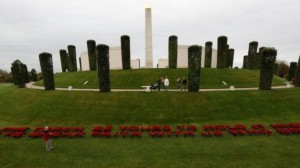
[145,1,153,68]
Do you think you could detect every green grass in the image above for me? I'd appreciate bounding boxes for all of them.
[0,85,300,167]
[35,68,285,89]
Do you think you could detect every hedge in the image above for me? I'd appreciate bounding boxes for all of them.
[67,45,77,72]
[121,35,131,70]
[248,41,258,70]
[243,56,248,69]
[188,45,202,92]
[39,52,55,90]
[259,48,277,90]
[204,41,212,68]
[96,44,110,92]
[217,36,227,69]
[288,62,297,81]
[59,49,68,72]
[168,35,178,69]
[87,40,97,71]
[295,56,300,87]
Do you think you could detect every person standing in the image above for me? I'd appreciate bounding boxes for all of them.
[176,77,182,91]
[164,77,169,91]
[182,78,187,91]
[43,126,54,151]
[157,77,162,91]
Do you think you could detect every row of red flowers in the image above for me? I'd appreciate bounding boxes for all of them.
[1,123,299,139]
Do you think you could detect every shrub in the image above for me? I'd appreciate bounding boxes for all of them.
[243,55,248,69]
[259,47,277,90]
[217,36,227,69]
[205,41,212,68]
[30,69,38,81]
[257,47,265,69]
[59,49,68,72]
[11,60,26,87]
[248,41,258,70]
[87,40,97,71]
[168,35,178,69]
[288,62,297,81]
[121,35,131,70]
[228,48,234,68]
[295,56,300,87]
[188,45,202,92]
[96,44,110,92]
[39,52,55,90]
[67,45,77,72]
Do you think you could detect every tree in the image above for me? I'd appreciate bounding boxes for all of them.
[288,62,297,81]
[248,41,258,70]
[31,68,38,81]
[67,45,77,72]
[243,55,248,69]
[204,41,212,68]
[168,35,178,69]
[11,60,26,87]
[96,44,110,92]
[259,48,277,90]
[295,56,300,87]
[276,60,289,78]
[188,45,202,92]
[87,40,97,71]
[59,49,68,72]
[39,52,55,90]
[217,36,227,69]
[121,35,131,70]
[257,47,265,69]
[228,49,235,68]
[0,69,12,83]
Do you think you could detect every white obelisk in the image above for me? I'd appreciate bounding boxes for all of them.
[145,2,153,68]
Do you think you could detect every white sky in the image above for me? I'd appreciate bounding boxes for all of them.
[1,0,300,72]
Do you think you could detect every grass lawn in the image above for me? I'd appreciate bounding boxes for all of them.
[0,85,299,167]
[35,68,285,89]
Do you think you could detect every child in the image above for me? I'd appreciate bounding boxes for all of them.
[43,126,54,151]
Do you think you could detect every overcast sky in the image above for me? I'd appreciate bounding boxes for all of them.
[1,0,300,72]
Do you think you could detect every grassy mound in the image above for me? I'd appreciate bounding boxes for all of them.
[0,86,299,167]
[35,68,285,89]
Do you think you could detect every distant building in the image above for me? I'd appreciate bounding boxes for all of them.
[80,47,140,71]
[158,45,217,68]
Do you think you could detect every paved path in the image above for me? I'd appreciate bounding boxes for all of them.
[25,82,294,92]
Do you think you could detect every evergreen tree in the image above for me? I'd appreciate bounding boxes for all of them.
[188,45,202,92]
[295,56,300,87]
[121,35,131,69]
[59,49,68,72]
[288,62,297,81]
[96,44,110,92]
[67,45,77,72]
[248,41,258,70]
[39,52,55,90]
[31,68,38,81]
[168,35,178,68]
[217,36,227,69]
[204,41,212,68]
[243,56,248,69]
[259,48,277,90]
[87,40,97,71]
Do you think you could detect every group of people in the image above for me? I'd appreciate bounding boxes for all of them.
[151,77,187,91]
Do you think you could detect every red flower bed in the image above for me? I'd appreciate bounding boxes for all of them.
[28,127,85,138]
[0,127,30,138]
[271,123,300,135]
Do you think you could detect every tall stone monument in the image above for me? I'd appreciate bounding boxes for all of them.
[145,2,153,68]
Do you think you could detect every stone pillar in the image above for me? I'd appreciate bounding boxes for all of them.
[145,2,153,68]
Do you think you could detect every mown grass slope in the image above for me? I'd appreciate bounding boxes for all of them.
[0,86,299,168]
[35,68,285,89]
